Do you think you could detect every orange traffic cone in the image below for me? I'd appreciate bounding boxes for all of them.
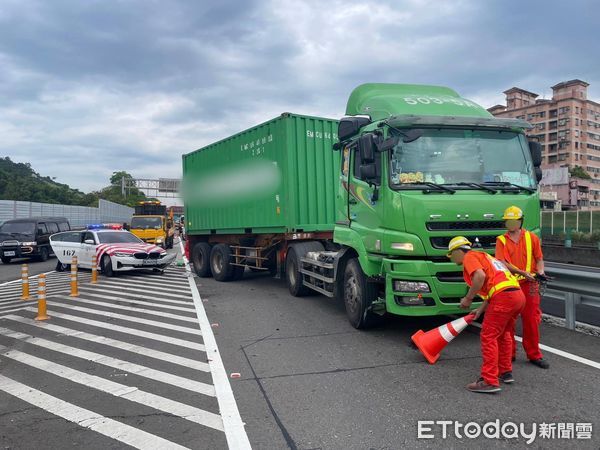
[412,314,475,364]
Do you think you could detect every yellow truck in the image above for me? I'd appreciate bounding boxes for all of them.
[130,201,175,249]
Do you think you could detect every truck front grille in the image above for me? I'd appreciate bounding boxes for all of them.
[430,235,497,249]
[435,272,464,282]
[426,221,504,231]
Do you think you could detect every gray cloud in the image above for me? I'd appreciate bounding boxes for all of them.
[0,0,597,196]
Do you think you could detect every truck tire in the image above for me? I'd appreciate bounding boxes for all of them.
[343,258,382,329]
[210,244,236,282]
[191,242,212,278]
[286,241,325,297]
[232,265,245,280]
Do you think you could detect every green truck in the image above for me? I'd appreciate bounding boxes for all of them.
[182,83,542,328]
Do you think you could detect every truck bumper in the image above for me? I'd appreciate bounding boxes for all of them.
[381,258,482,316]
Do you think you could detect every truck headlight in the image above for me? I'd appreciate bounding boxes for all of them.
[21,242,37,246]
[394,280,430,292]
[391,242,414,251]
[156,238,163,243]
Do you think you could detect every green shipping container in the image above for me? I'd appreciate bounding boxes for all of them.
[182,113,340,235]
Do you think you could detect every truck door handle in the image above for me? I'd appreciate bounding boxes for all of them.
[348,197,358,205]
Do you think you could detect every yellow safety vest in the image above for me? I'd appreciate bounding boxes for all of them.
[479,253,520,300]
[497,231,533,280]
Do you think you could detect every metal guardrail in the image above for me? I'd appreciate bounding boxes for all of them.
[544,264,600,330]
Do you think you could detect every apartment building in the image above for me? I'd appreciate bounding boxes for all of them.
[489,79,600,209]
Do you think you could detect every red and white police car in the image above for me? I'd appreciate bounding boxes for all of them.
[49,224,176,276]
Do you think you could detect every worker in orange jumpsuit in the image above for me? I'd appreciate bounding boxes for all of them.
[495,206,549,369]
[448,236,525,393]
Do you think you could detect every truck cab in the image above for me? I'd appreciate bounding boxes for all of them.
[130,202,175,249]
[325,83,541,325]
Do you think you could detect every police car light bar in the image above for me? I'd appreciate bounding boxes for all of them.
[86,223,123,230]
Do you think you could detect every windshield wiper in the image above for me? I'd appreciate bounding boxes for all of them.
[403,182,456,194]
[482,181,536,194]
[451,182,498,194]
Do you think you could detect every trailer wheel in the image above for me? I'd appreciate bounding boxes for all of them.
[286,241,324,297]
[343,258,382,329]
[210,244,236,282]
[192,242,212,278]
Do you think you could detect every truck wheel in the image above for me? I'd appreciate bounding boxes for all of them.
[286,241,325,297]
[343,258,382,329]
[210,244,236,282]
[232,265,245,280]
[192,242,212,278]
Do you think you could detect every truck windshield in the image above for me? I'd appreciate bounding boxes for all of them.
[389,129,535,189]
[0,222,35,236]
[131,217,163,229]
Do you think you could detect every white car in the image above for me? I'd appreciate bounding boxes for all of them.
[50,226,176,276]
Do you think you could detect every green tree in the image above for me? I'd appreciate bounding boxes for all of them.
[569,165,591,179]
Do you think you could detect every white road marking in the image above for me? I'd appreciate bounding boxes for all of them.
[55,296,198,323]
[179,240,251,449]
[78,283,192,299]
[64,292,196,313]
[2,315,210,371]
[0,307,31,315]
[0,327,215,396]
[467,319,600,370]
[42,303,203,336]
[74,289,196,308]
[105,276,190,289]
[98,277,192,293]
[0,347,224,432]
[20,309,206,352]
[0,375,189,450]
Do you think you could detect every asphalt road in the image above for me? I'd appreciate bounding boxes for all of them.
[0,256,57,284]
[201,271,600,449]
[0,245,243,450]
[1,252,599,449]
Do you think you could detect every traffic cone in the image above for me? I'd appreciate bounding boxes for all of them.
[412,314,475,364]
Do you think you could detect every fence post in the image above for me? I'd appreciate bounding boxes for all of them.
[20,264,30,300]
[551,211,554,235]
[576,209,579,232]
[91,254,98,284]
[70,256,79,297]
[563,211,566,233]
[35,274,49,321]
[564,292,577,330]
[591,209,594,233]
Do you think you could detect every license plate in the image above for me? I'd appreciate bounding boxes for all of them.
[4,251,16,257]
[142,260,158,265]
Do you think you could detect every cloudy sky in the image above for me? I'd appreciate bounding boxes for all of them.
[1,0,597,199]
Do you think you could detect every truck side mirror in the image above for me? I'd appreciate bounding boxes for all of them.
[535,166,543,182]
[360,163,377,181]
[338,116,371,142]
[359,134,375,163]
[528,141,542,167]
[377,136,399,152]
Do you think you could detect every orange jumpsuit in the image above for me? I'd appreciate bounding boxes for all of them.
[463,251,526,386]
[495,230,544,361]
